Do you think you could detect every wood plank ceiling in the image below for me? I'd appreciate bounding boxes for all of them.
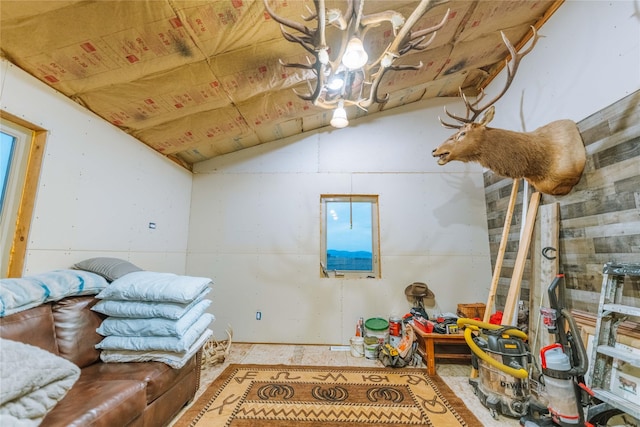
[0,0,561,169]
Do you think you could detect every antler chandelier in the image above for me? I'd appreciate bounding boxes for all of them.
[263,0,449,128]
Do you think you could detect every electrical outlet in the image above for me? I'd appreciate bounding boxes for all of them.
[256,311,262,320]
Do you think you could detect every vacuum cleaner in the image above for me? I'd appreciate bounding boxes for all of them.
[520,274,590,426]
[457,316,534,419]
[457,274,592,425]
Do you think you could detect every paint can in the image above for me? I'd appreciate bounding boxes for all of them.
[350,336,364,358]
[364,336,379,360]
[364,317,389,345]
[389,316,402,337]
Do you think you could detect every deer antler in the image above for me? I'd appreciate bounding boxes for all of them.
[264,0,449,111]
[440,26,540,129]
[360,6,450,109]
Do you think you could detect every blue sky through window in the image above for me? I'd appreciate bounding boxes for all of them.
[326,201,372,253]
[0,132,16,215]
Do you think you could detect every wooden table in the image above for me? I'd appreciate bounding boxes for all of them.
[411,324,471,376]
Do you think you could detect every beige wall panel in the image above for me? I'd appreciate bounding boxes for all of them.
[188,100,491,344]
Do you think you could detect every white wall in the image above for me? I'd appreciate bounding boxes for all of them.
[0,60,193,274]
[189,98,492,345]
[488,0,640,130]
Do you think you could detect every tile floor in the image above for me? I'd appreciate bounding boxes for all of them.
[170,343,521,427]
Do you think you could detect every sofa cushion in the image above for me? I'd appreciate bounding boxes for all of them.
[0,303,58,355]
[52,296,104,368]
[41,379,146,427]
[81,355,197,404]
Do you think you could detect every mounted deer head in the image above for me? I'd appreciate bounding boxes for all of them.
[431,27,586,196]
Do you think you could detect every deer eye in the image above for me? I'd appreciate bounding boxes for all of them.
[456,131,466,140]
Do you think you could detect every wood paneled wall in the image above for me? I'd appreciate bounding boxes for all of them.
[484,91,640,314]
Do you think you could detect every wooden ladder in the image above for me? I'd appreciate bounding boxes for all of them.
[586,262,640,419]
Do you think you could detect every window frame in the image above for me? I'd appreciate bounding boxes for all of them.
[320,194,380,279]
[0,112,46,278]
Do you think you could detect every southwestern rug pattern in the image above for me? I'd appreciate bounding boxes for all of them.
[175,364,481,426]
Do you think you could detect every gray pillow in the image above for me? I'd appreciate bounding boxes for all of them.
[73,257,142,282]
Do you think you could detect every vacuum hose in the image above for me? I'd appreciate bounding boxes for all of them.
[457,318,529,380]
[561,308,589,377]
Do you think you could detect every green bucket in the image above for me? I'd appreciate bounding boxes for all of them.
[364,317,389,346]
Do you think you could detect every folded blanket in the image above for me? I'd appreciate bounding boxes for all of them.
[91,288,211,319]
[95,313,214,353]
[0,270,108,317]
[0,338,80,426]
[97,299,212,337]
[100,329,213,369]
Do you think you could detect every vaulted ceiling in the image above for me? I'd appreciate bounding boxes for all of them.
[0,0,561,169]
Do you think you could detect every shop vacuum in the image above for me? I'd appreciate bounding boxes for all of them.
[520,274,591,426]
[457,274,593,426]
[457,317,533,419]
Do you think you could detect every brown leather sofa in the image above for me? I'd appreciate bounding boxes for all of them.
[0,295,201,427]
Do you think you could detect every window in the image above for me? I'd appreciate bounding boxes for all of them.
[0,114,45,278]
[320,195,380,278]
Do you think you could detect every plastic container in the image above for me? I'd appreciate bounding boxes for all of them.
[350,336,364,357]
[541,345,580,424]
[365,317,389,345]
[364,336,379,360]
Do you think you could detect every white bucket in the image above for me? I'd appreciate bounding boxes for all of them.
[350,336,364,357]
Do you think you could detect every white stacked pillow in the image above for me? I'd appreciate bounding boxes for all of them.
[92,271,214,368]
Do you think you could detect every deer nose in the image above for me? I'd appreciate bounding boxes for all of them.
[431,148,437,154]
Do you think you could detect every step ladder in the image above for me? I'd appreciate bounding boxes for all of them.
[586,262,640,419]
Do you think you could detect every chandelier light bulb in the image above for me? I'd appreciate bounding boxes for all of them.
[381,53,394,68]
[318,48,329,65]
[327,76,345,91]
[342,37,368,70]
[330,101,349,128]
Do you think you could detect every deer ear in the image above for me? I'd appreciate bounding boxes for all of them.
[478,106,495,126]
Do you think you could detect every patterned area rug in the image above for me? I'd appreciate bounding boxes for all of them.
[175,364,481,426]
